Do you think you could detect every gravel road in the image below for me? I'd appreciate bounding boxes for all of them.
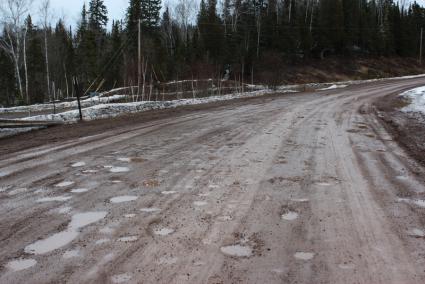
[1,77,425,284]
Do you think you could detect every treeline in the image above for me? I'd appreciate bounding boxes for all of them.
[1,0,425,106]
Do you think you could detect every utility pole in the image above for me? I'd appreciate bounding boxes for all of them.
[138,19,142,101]
[419,28,424,64]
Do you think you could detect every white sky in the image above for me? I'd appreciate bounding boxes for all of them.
[30,0,425,30]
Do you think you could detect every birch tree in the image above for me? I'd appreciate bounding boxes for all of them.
[0,0,30,102]
[40,0,51,101]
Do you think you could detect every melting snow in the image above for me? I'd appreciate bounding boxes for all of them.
[408,228,425,238]
[117,157,131,162]
[6,259,37,271]
[110,196,138,203]
[25,211,107,255]
[400,86,425,114]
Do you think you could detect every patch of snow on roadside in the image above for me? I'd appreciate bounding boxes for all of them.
[318,84,348,91]
[399,86,425,114]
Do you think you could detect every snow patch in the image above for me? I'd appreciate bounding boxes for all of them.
[399,86,425,115]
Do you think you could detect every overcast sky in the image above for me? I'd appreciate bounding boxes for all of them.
[31,0,425,30]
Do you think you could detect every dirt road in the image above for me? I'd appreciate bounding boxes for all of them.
[1,78,425,284]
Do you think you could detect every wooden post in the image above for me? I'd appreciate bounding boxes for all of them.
[420,27,423,64]
[138,19,142,101]
[74,78,83,121]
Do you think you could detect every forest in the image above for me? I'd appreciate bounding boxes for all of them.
[1,0,425,106]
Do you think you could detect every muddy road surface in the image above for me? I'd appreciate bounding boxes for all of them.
[1,78,425,284]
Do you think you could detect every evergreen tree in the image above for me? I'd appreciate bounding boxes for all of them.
[141,0,161,28]
[26,16,45,103]
[88,0,109,32]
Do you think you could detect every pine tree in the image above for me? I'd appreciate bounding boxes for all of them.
[126,0,142,54]
[25,16,45,103]
[141,0,161,29]
[88,0,109,32]
[0,48,15,106]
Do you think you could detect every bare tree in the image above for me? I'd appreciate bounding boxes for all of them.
[39,0,51,101]
[174,0,197,44]
[0,0,31,102]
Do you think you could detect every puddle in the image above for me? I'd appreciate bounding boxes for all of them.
[193,201,208,207]
[111,273,132,283]
[220,245,252,257]
[99,227,114,234]
[153,228,174,236]
[316,182,332,187]
[110,196,138,203]
[71,162,86,167]
[63,249,80,259]
[6,259,37,272]
[161,191,178,195]
[408,228,425,238]
[25,211,107,255]
[398,198,425,208]
[294,252,315,260]
[157,256,178,265]
[55,181,75,187]
[217,215,232,221]
[58,207,72,214]
[71,188,90,193]
[291,198,309,202]
[140,207,161,213]
[118,236,139,242]
[8,188,28,196]
[37,196,72,202]
[109,167,130,173]
[6,259,37,271]
[338,263,355,269]
[95,238,110,245]
[281,211,299,221]
[82,170,98,174]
